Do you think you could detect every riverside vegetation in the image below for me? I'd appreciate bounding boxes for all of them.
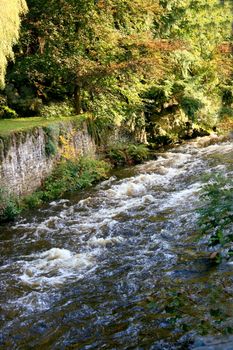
[0,144,150,221]
[0,137,232,349]
[0,157,111,221]
[0,119,150,221]
[198,174,233,262]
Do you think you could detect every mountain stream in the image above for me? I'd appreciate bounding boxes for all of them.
[0,137,233,349]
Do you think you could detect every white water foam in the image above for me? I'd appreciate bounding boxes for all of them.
[107,167,183,199]
[20,248,96,287]
[88,236,124,247]
[160,182,202,210]
[11,139,233,291]
[9,291,54,313]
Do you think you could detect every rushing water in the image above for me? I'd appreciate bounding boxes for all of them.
[0,137,233,349]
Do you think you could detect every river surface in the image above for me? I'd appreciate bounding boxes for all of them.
[0,137,233,349]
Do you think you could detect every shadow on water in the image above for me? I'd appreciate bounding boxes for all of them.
[0,138,233,349]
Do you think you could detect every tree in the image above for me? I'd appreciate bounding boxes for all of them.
[0,0,27,87]
[3,0,232,144]
[5,0,167,118]
[144,0,233,142]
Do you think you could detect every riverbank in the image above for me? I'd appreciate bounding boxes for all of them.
[0,115,152,222]
[0,114,232,223]
[0,141,153,222]
[0,157,112,222]
[0,116,95,221]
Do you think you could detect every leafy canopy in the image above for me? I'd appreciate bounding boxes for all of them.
[0,0,27,87]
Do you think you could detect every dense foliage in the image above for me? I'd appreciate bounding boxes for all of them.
[0,0,27,87]
[198,174,233,262]
[24,157,111,206]
[144,0,233,142]
[0,187,20,221]
[106,142,150,166]
[0,0,232,142]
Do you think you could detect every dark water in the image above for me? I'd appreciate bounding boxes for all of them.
[0,137,233,349]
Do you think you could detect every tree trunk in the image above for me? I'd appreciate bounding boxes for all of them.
[74,84,81,114]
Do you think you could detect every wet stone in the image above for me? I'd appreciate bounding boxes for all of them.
[191,336,233,350]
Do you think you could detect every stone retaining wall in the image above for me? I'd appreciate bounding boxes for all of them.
[0,122,95,196]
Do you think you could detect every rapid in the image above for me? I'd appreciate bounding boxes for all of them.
[0,137,233,349]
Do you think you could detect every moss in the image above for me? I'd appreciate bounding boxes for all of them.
[43,125,61,158]
[0,134,12,157]
[0,139,4,162]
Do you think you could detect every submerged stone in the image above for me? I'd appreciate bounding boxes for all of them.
[192,335,233,350]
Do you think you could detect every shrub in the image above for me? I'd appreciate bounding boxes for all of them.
[43,125,59,157]
[106,142,150,166]
[0,106,18,119]
[39,101,75,118]
[0,188,20,221]
[180,96,204,122]
[37,157,111,201]
[198,174,233,261]
[23,192,43,208]
[127,144,150,162]
[45,139,57,157]
[85,114,114,145]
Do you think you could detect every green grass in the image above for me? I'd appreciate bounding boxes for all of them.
[0,116,80,135]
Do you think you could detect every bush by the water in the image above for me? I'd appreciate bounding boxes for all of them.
[0,158,111,221]
[0,188,20,221]
[25,157,111,206]
[198,174,233,261]
[106,143,150,166]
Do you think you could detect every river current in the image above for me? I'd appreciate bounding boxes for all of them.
[0,137,233,349]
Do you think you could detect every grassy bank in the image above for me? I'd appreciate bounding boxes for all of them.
[0,116,81,136]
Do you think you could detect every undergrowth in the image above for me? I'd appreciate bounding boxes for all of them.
[198,174,233,261]
[0,157,111,222]
[0,140,152,222]
[105,142,150,166]
[24,157,111,207]
[0,188,21,222]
